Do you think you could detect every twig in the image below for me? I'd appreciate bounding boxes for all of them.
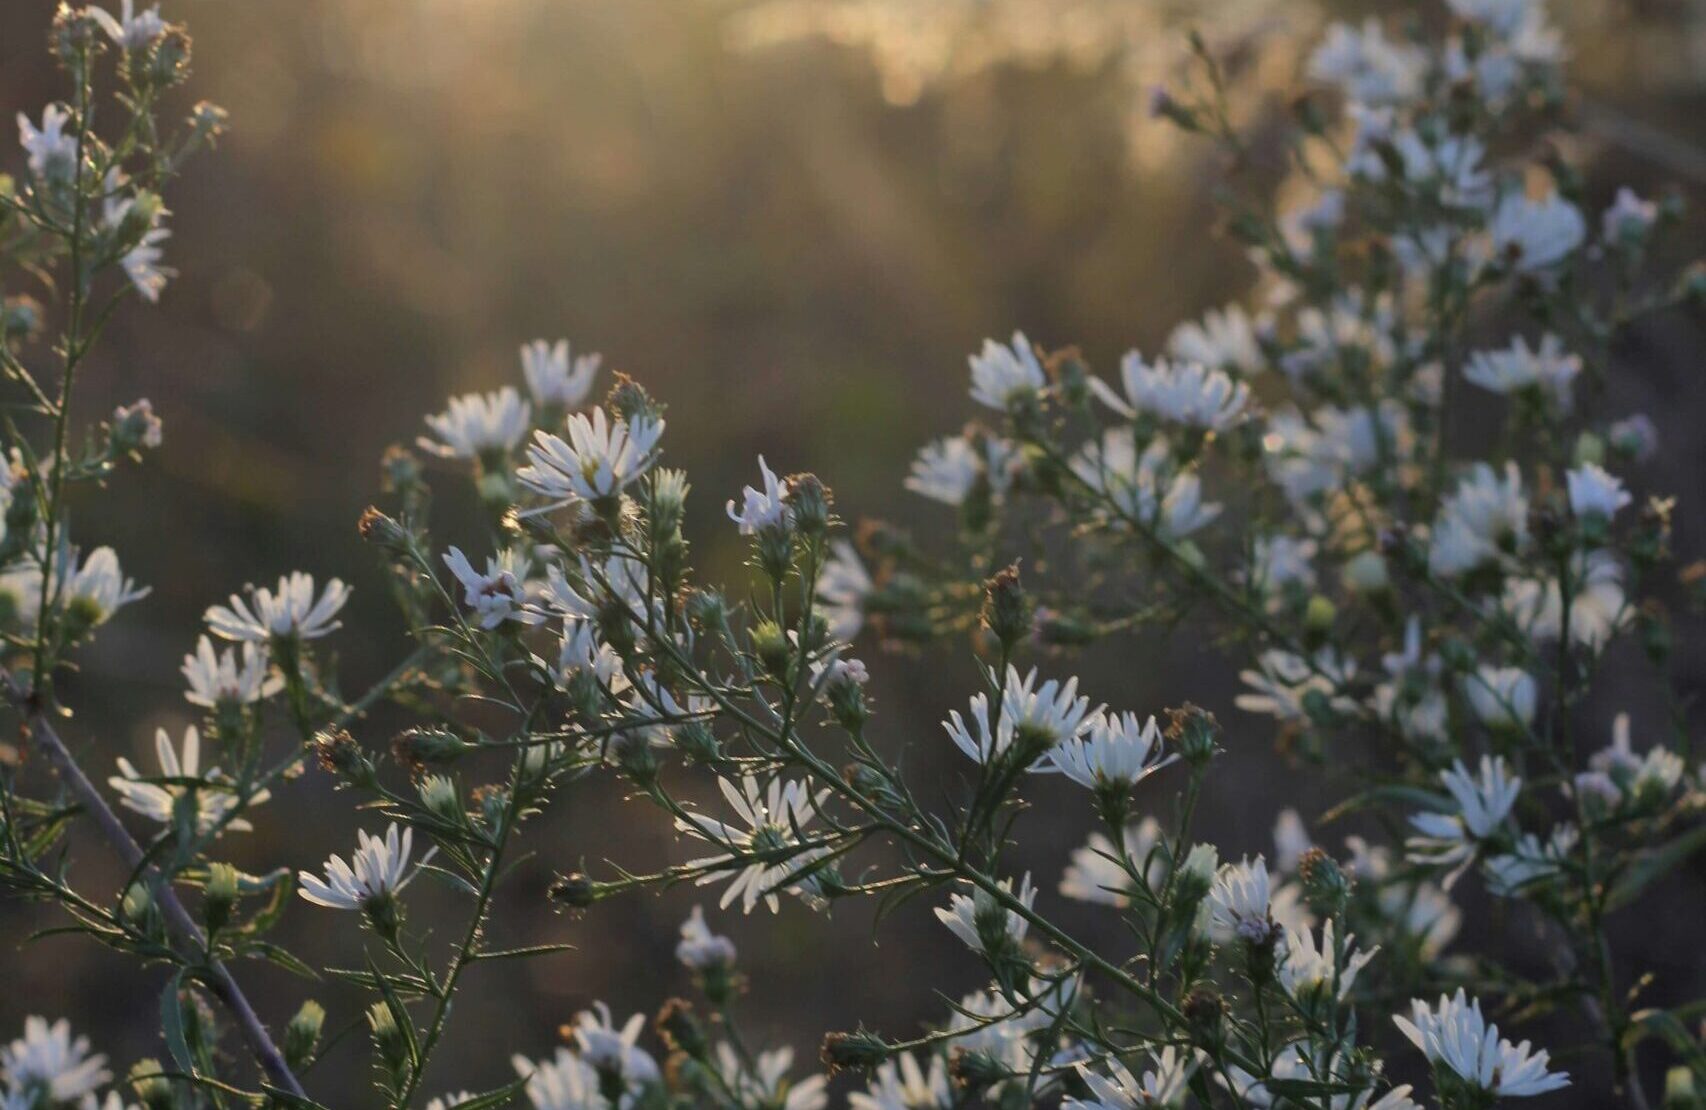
[3,673,308,1101]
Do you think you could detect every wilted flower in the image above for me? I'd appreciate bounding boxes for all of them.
[1395,990,1569,1097]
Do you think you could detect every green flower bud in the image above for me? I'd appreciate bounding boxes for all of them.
[284,1000,325,1070]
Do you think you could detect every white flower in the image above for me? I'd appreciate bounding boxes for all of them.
[443,547,544,630]
[717,1044,826,1110]
[205,571,352,643]
[1235,649,1358,722]
[109,726,265,834]
[1566,462,1631,521]
[849,1051,953,1110]
[1392,131,1492,207]
[1279,919,1376,1003]
[815,538,871,642]
[420,388,531,460]
[182,635,281,707]
[1001,665,1096,752]
[1406,757,1521,871]
[111,397,164,449]
[1092,351,1251,431]
[89,0,167,48]
[968,331,1046,411]
[1463,334,1580,410]
[1208,856,1276,943]
[1491,188,1586,272]
[511,1047,605,1110]
[1503,551,1629,649]
[1246,535,1317,598]
[905,436,982,505]
[2,1017,109,1102]
[1273,808,1314,874]
[17,105,77,181]
[1602,187,1658,243]
[121,224,173,302]
[1048,711,1176,791]
[517,406,664,506]
[297,823,432,911]
[1060,818,1164,907]
[675,775,833,913]
[934,873,1035,955]
[1073,429,1222,538]
[1428,462,1529,578]
[567,1003,660,1093]
[548,620,626,694]
[1583,712,1686,804]
[520,339,600,410]
[1484,825,1578,897]
[1065,1046,1200,1108]
[62,546,150,625]
[727,455,791,533]
[1307,20,1426,105]
[1610,413,1659,461]
[675,905,736,970]
[1464,665,1537,729]
[1167,304,1263,376]
[1395,989,1569,1097]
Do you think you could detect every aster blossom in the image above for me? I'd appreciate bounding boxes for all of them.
[1208,856,1276,944]
[419,387,531,460]
[1278,919,1376,1003]
[520,338,600,410]
[934,872,1035,956]
[517,405,664,507]
[1066,1046,1200,1108]
[727,455,792,534]
[967,331,1046,411]
[675,905,736,970]
[297,823,432,911]
[17,105,77,181]
[674,775,834,913]
[1092,351,1251,431]
[1048,711,1177,792]
[181,635,281,707]
[2,1017,109,1103]
[89,0,167,48]
[204,571,351,643]
[1395,990,1569,1097]
[108,726,265,834]
[442,546,544,630]
[1406,756,1521,872]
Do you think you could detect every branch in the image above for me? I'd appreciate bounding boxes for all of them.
[3,674,308,1101]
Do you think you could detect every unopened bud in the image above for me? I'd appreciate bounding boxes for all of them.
[820,1029,891,1075]
[358,506,412,552]
[390,727,475,779]
[655,998,708,1059]
[548,871,598,910]
[980,563,1033,655]
[284,1000,325,1070]
[786,473,832,536]
[1164,703,1220,765]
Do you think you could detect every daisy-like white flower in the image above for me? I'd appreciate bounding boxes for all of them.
[1483,825,1578,897]
[1072,428,1223,539]
[968,332,1046,412]
[1464,665,1537,730]
[1066,1046,1200,1109]
[1582,712,1686,806]
[1048,711,1177,792]
[717,1044,827,1110]
[297,823,432,912]
[1395,990,1570,1098]
[1406,756,1521,872]
[1273,808,1314,874]
[548,620,626,695]
[111,397,164,450]
[1235,649,1359,723]
[1602,186,1659,243]
[511,1047,604,1110]
[182,635,281,708]
[1463,334,1580,410]
[934,873,1035,956]
[1092,351,1251,431]
[1278,920,1377,1003]
[419,388,531,461]
[61,546,150,627]
[89,0,167,48]
[1060,818,1164,907]
[849,1050,953,1110]
[205,572,351,643]
[1566,462,1631,521]
[520,338,600,410]
[1167,303,1263,376]
[17,105,76,181]
[1246,535,1317,599]
[2,1017,110,1103]
[1209,856,1276,944]
[1428,462,1529,579]
[1502,551,1629,650]
[1491,188,1586,273]
[675,905,736,970]
[815,538,871,642]
[109,726,264,834]
[675,775,833,914]
[517,406,664,507]
[442,547,544,630]
[567,1003,661,1094]
[121,223,173,302]
[1000,665,1096,750]
[1307,19,1426,105]
[905,436,983,505]
[727,455,792,534]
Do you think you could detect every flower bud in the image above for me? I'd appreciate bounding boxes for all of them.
[418,774,464,823]
[366,1002,409,1085]
[1182,987,1225,1049]
[127,1059,174,1110]
[311,728,376,788]
[655,998,708,1059]
[608,372,663,425]
[820,1029,890,1076]
[2,295,43,345]
[684,588,727,630]
[284,1000,325,1070]
[1340,549,1389,594]
[749,619,792,680]
[390,727,476,779]
[548,871,598,910]
[358,506,412,553]
[1164,703,1220,766]
[203,861,239,934]
[145,26,193,87]
[1297,847,1351,915]
[979,563,1033,656]
[786,472,832,536]
[948,1047,1007,1093]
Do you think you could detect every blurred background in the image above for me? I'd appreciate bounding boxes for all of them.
[4,0,1706,1103]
